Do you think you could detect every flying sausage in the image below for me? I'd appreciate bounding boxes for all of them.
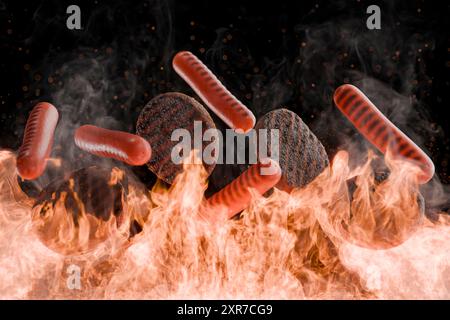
[75,125,152,166]
[333,84,434,184]
[17,102,59,180]
[173,51,256,133]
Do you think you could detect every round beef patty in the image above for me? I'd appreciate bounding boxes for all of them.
[255,108,329,192]
[136,92,217,184]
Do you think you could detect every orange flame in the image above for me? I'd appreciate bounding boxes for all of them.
[0,149,448,299]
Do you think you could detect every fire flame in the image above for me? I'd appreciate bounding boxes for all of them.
[0,149,448,299]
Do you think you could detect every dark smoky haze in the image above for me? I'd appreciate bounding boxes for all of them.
[0,1,449,211]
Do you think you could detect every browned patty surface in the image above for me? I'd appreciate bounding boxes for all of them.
[255,108,329,192]
[136,92,217,184]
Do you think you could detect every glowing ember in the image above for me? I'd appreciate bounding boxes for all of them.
[0,149,448,299]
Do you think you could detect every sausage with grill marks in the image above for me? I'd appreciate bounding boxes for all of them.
[74,125,152,166]
[333,84,434,184]
[173,51,255,133]
[17,102,59,180]
[205,159,281,220]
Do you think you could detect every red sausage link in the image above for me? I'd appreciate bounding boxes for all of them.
[172,51,256,133]
[17,102,59,180]
[205,159,281,220]
[333,84,435,184]
[74,125,152,166]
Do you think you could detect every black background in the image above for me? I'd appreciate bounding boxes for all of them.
[0,0,449,189]
[0,300,446,318]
